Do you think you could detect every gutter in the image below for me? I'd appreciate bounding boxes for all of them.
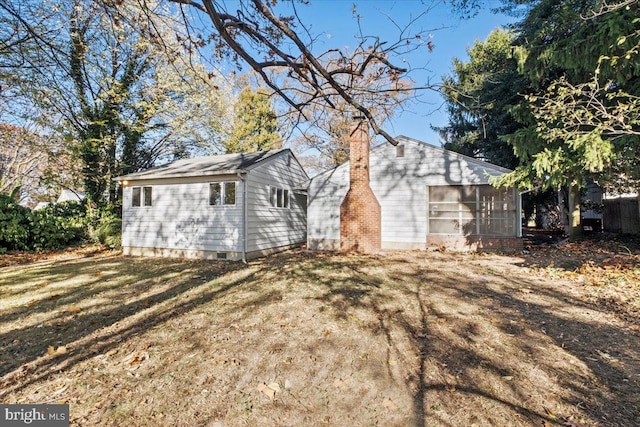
[238,172,248,264]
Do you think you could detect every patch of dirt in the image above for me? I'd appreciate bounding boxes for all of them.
[1,243,638,426]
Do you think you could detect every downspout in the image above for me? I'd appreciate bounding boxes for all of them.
[238,172,248,264]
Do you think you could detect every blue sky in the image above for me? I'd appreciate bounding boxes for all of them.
[271,1,517,146]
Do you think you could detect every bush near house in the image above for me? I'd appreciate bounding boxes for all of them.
[0,194,31,251]
[28,201,88,251]
[0,195,121,252]
[88,208,122,249]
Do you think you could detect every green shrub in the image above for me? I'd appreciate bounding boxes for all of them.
[88,208,122,249]
[92,212,122,248]
[0,196,123,253]
[0,194,31,251]
[28,201,88,250]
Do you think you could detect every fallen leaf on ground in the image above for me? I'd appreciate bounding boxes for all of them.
[66,305,82,313]
[257,382,279,399]
[543,406,558,420]
[47,346,67,355]
[267,382,281,392]
[122,350,149,367]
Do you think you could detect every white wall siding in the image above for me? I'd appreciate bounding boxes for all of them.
[371,139,504,246]
[122,178,243,253]
[245,153,308,252]
[308,136,512,248]
[307,167,349,246]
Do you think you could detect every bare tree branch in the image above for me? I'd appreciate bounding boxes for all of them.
[583,0,637,18]
[157,0,437,145]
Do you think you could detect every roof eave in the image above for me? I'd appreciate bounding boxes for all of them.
[112,169,248,182]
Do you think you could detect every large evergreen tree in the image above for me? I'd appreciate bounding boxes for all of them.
[494,0,640,192]
[435,29,526,169]
[226,87,282,153]
[441,0,640,233]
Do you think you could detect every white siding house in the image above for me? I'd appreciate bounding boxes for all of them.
[308,136,522,251]
[114,149,308,261]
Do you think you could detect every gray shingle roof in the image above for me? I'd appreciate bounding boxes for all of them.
[113,149,289,181]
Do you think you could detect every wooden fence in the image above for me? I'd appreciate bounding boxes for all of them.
[604,197,640,234]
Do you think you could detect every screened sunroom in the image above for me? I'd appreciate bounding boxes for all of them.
[427,185,519,238]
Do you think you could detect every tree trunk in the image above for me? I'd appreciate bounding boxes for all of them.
[567,185,582,237]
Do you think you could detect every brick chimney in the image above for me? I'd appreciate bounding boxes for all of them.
[339,116,381,253]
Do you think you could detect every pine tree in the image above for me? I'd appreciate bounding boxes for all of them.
[226,87,282,153]
[435,29,527,169]
[495,0,640,193]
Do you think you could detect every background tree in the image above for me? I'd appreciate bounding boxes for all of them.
[436,28,558,227]
[0,0,234,206]
[441,0,639,233]
[518,3,640,195]
[0,124,51,206]
[289,55,413,170]
[495,0,639,234]
[0,121,80,208]
[492,0,639,192]
[435,29,525,169]
[225,87,282,153]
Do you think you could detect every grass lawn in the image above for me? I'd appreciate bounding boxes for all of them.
[1,242,639,426]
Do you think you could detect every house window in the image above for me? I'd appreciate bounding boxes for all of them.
[143,187,152,206]
[396,145,405,158]
[269,186,290,208]
[132,186,152,207]
[132,187,141,207]
[210,182,236,206]
[428,185,516,236]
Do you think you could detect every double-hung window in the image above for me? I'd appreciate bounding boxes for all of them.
[132,186,152,207]
[210,182,236,206]
[269,186,290,208]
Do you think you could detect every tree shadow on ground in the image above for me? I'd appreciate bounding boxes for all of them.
[0,255,253,395]
[302,252,640,426]
[2,249,638,426]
